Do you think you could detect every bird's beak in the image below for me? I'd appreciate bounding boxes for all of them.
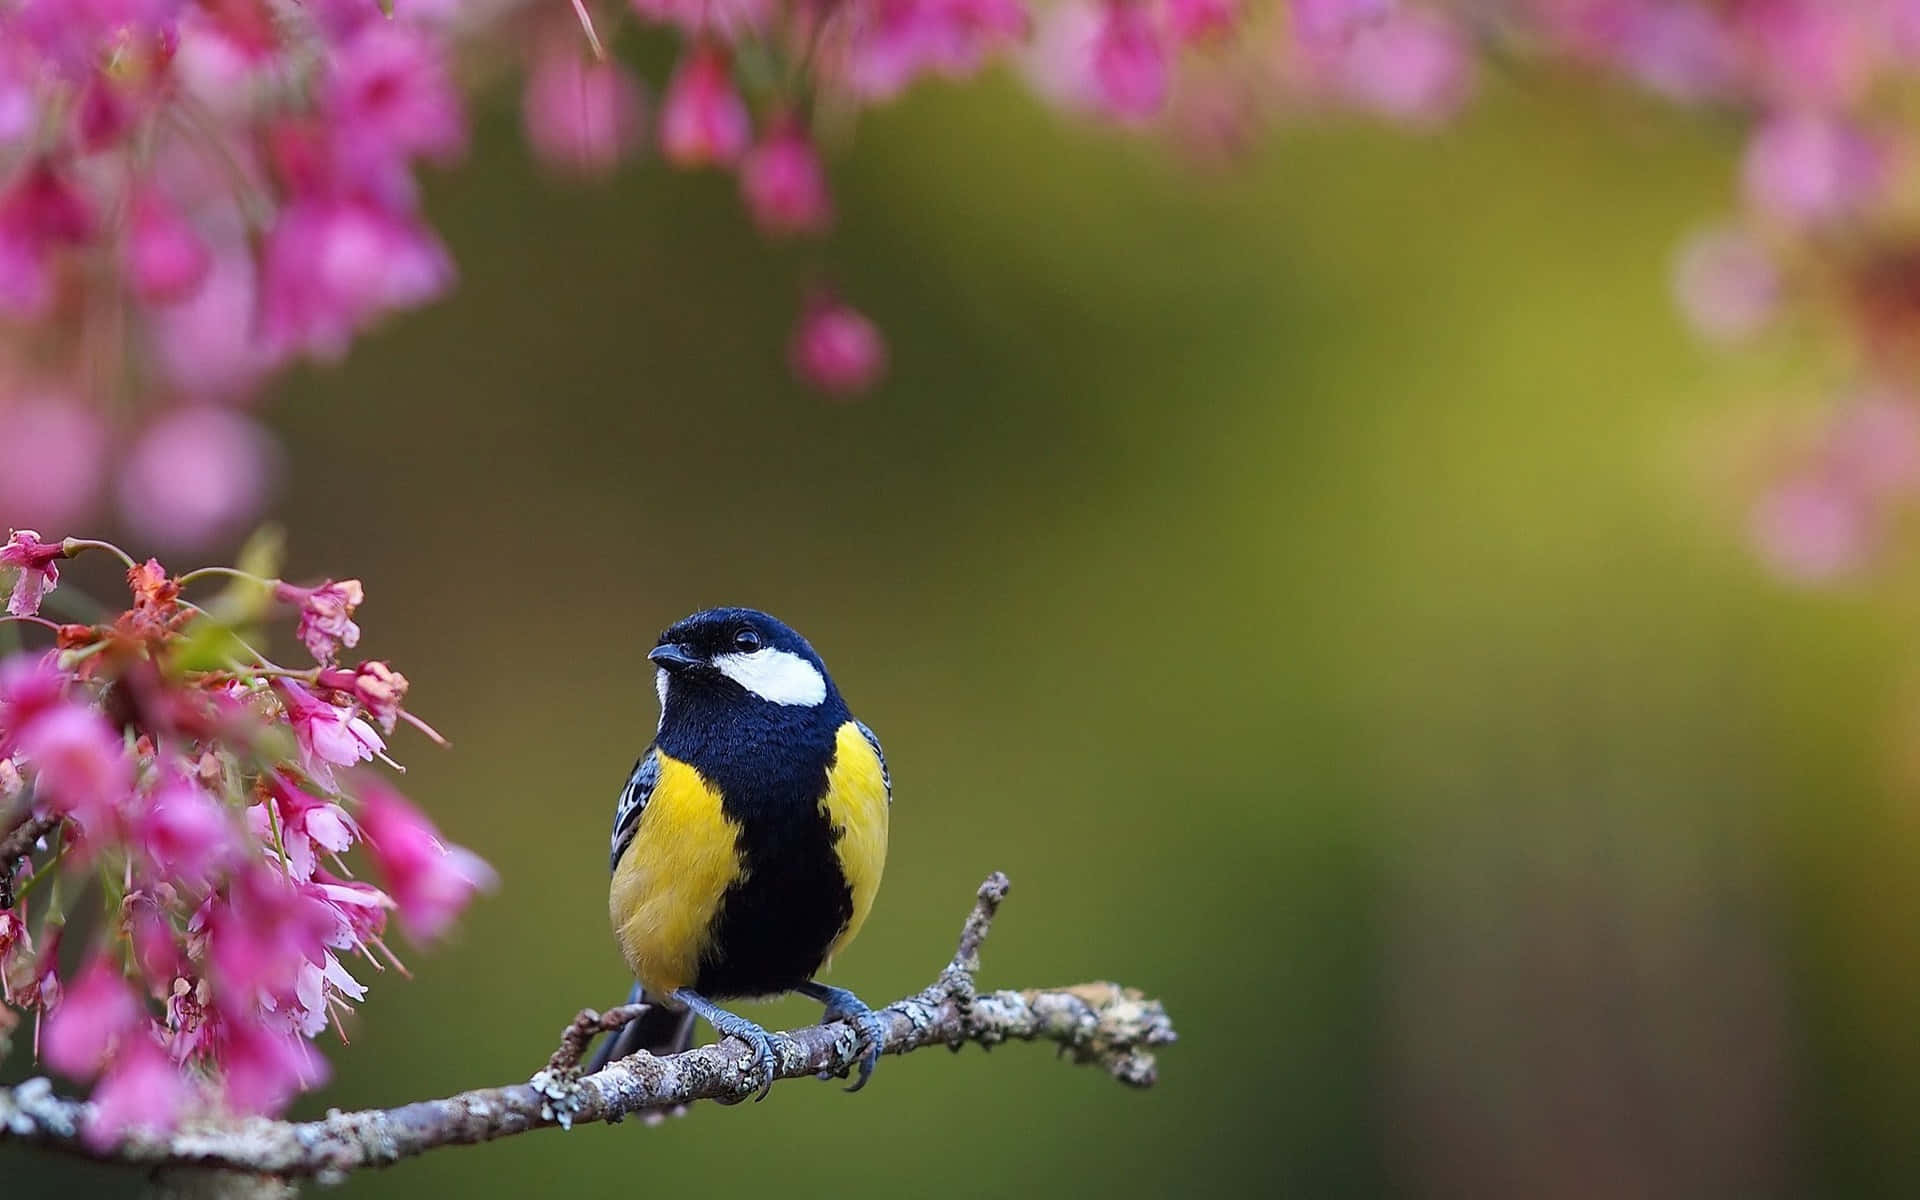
[648,643,702,672]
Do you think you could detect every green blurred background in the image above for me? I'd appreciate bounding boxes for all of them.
[12,65,1920,1197]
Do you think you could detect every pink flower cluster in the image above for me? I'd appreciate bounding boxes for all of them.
[0,530,491,1147]
[0,0,481,549]
[12,0,1920,578]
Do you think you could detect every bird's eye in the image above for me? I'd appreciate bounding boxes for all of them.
[733,628,763,653]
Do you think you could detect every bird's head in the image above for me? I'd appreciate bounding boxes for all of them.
[649,607,832,710]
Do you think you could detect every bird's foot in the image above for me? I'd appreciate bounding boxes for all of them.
[671,988,779,1102]
[800,982,887,1093]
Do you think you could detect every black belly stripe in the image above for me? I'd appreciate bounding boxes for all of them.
[657,687,855,999]
[698,794,852,997]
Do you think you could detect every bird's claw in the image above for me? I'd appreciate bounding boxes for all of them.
[818,990,887,1093]
[709,1017,779,1103]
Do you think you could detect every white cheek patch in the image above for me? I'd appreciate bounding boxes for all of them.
[655,668,670,728]
[712,648,827,706]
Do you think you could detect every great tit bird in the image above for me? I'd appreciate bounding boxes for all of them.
[589,607,891,1098]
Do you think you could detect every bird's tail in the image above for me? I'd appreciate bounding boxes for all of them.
[587,984,696,1119]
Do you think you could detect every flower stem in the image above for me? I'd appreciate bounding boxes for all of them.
[177,566,275,588]
[59,539,137,569]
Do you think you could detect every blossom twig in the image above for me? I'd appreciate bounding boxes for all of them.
[0,873,1175,1184]
[0,813,60,909]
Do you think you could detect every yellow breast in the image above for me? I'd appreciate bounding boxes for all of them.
[823,720,890,964]
[608,754,741,995]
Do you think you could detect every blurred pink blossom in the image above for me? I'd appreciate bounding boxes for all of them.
[1742,112,1887,229]
[218,1018,330,1116]
[17,704,132,844]
[523,44,647,176]
[0,163,94,319]
[357,783,495,942]
[42,955,141,1080]
[0,397,105,533]
[1289,0,1386,44]
[1827,393,1920,499]
[1335,8,1473,126]
[837,0,1030,100]
[1089,1,1169,122]
[1738,0,1875,111]
[1612,3,1739,103]
[127,188,212,306]
[1672,226,1780,344]
[84,1034,192,1149]
[117,407,278,552]
[260,198,455,363]
[150,252,276,401]
[659,45,752,167]
[631,0,774,40]
[1751,474,1872,582]
[791,295,888,396]
[136,775,236,882]
[1164,0,1236,45]
[741,119,834,236]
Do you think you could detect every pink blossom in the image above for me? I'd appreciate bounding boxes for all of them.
[164,976,212,1064]
[150,251,276,401]
[1289,0,1386,44]
[259,198,455,363]
[136,775,235,883]
[318,660,410,733]
[1164,0,1235,44]
[1,529,64,617]
[630,0,773,40]
[42,954,141,1079]
[790,295,888,396]
[16,703,130,843]
[523,44,647,177]
[1751,474,1872,581]
[1672,226,1780,344]
[0,653,64,750]
[740,120,834,237]
[127,188,211,305]
[327,26,467,174]
[0,396,106,533]
[841,0,1030,99]
[0,162,95,319]
[357,783,495,941]
[658,45,752,167]
[117,408,279,552]
[274,680,384,787]
[219,1018,329,1116]
[253,772,357,881]
[1737,0,1874,111]
[1024,0,1109,114]
[0,909,30,1001]
[274,579,365,664]
[1742,112,1887,229]
[1336,8,1472,126]
[208,866,335,1005]
[1614,3,1739,103]
[0,59,33,150]
[1830,394,1920,499]
[84,1033,193,1148]
[127,896,187,987]
[1090,2,1168,122]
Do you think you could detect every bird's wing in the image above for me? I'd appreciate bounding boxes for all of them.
[609,748,662,872]
[853,719,891,806]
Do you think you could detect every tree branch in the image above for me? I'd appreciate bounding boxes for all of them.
[0,811,59,909]
[0,873,1176,1185]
